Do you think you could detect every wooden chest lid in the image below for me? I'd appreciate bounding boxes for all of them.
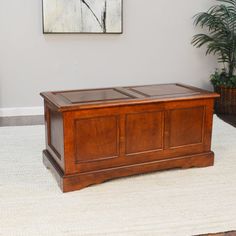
[40,83,219,111]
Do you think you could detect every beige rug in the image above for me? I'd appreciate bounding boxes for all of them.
[0,116,236,236]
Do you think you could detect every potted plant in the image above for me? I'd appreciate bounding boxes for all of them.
[192,0,236,114]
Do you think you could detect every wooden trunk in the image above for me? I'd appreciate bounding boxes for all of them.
[40,83,219,192]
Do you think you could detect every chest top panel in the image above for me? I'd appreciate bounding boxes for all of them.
[126,84,200,97]
[59,88,131,104]
[40,83,219,111]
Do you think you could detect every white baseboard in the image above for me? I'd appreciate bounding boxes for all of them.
[0,106,44,117]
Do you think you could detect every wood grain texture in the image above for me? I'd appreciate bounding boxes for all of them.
[40,83,219,111]
[44,103,65,170]
[49,110,64,159]
[41,83,219,192]
[43,150,214,192]
[60,88,130,103]
[75,116,119,162]
[169,106,205,148]
[125,111,164,154]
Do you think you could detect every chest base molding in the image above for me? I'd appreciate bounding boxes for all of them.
[43,149,214,193]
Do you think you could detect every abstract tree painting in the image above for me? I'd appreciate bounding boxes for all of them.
[43,0,122,33]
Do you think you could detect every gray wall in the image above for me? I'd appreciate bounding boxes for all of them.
[0,0,217,108]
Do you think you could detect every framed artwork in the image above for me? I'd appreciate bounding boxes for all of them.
[42,0,123,34]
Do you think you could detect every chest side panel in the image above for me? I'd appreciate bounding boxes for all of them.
[45,103,65,170]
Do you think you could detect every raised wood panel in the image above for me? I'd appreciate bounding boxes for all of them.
[75,116,119,163]
[125,111,164,155]
[49,110,64,159]
[129,84,200,97]
[169,106,205,148]
[58,88,131,104]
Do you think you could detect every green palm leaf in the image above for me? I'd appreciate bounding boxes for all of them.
[192,0,236,77]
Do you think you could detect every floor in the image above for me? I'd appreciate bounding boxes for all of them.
[195,115,236,236]
[1,116,236,236]
[198,231,236,236]
[0,115,44,126]
[217,114,236,128]
[0,115,236,236]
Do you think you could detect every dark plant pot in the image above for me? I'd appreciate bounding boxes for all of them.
[214,86,236,114]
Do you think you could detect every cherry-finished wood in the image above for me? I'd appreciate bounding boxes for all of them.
[41,83,220,192]
[169,106,205,148]
[43,150,214,192]
[59,88,131,104]
[125,111,164,154]
[41,83,219,111]
[74,115,119,163]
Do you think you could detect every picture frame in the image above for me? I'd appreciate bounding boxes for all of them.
[42,0,123,34]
